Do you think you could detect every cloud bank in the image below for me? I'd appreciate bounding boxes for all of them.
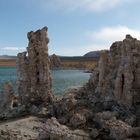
[52,25,140,56]
[39,0,130,12]
[83,26,140,52]
[87,26,140,43]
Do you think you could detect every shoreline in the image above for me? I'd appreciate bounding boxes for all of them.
[0,65,93,73]
[0,58,98,70]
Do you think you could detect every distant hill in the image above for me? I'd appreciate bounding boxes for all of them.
[83,51,101,58]
[0,55,16,59]
[59,56,98,61]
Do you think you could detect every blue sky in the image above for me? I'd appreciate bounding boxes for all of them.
[0,0,140,56]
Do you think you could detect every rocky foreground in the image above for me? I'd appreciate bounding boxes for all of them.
[0,116,43,140]
[0,27,140,140]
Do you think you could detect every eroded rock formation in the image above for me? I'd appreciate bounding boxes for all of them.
[50,54,61,69]
[89,35,140,110]
[17,27,53,106]
[38,117,91,140]
[0,82,20,119]
[0,82,14,111]
[49,35,140,140]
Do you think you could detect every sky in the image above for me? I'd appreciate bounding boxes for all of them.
[0,0,140,56]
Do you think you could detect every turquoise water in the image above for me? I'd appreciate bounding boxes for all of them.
[0,67,90,96]
[0,67,17,92]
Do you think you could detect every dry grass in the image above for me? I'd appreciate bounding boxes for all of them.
[0,59,16,67]
[61,60,98,70]
[0,59,98,70]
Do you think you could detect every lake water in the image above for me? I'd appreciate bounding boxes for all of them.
[0,67,90,96]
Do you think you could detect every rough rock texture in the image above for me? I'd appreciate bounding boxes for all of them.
[87,35,140,126]
[50,54,61,69]
[94,111,138,140]
[0,82,14,110]
[38,117,91,140]
[0,116,43,140]
[0,27,54,120]
[17,27,53,105]
[89,35,140,108]
[0,82,19,119]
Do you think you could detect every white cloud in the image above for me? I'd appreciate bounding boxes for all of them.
[84,0,128,12]
[87,26,140,43]
[40,0,129,12]
[1,47,25,51]
[51,25,140,56]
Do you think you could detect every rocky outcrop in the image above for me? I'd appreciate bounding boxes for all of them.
[0,82,19,119]
[38,117,91,140]
[17,27,53,106]
[0,82,14,110]
[0,27,53,120]
[50,54,61,69]
[94,111,140,140]
[0,27,54,139]
[0,116,43,140]
[50,35,140,140]
[89,35,140,109]
[88,35,140,129]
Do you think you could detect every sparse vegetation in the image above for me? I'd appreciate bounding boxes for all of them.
[0,59,16,67]
[0,58,98,70]
[61,60,98,70]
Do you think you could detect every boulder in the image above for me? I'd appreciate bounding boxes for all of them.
[94,111,139,140]
[38,117,91,140]
[69,113,86,128]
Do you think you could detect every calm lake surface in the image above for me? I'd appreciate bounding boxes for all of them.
[0,67,90,96]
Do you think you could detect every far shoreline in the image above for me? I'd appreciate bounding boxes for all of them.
[0,58,98,70]
[0,59,16,67]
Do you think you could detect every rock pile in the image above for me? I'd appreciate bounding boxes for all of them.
[38,117,91,140]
